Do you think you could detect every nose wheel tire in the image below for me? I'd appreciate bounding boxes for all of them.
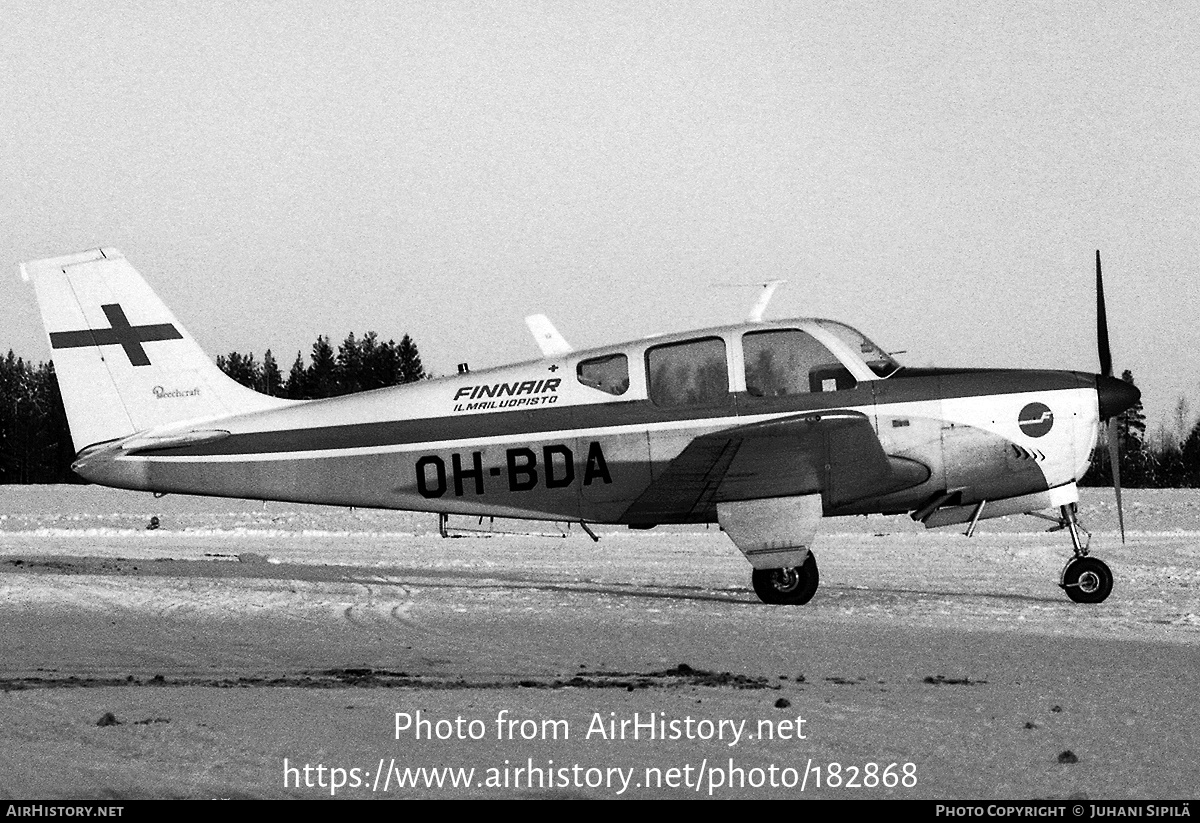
[1060,556,1113,604]
[752,553,819,605]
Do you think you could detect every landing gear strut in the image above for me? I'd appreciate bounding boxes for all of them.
[752,553,819,605]
[1055,503,1113,604]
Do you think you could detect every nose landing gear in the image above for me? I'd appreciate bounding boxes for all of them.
[1054,503,1114,604]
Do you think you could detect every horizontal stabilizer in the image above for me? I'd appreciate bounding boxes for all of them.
[525,314,573,357]
[119,429,232,456]
[748,279,786,322]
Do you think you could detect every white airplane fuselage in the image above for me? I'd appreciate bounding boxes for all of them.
[72,320,1105,529]
[25,248,1142,604]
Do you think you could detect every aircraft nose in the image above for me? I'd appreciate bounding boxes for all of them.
[1096,374,1140,421]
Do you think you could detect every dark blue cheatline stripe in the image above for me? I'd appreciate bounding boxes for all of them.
[132,388,863,457]
[132,369,1092,458]
[873,368,1094,410]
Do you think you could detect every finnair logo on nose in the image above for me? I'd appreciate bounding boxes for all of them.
[1018,402,1054,437]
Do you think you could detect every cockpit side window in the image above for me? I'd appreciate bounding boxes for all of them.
[646,337,729,407]
[742,329,857,396]
[813,320,901,378]
[576,354,629,396]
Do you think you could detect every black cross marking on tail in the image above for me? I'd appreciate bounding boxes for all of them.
[49,304,182,367]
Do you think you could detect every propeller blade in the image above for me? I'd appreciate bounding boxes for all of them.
[1107,418,1126,544]
[1095,251,1128,541]
[1096,249,1113,377]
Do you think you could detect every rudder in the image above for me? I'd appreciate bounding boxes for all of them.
[22,248,291,451]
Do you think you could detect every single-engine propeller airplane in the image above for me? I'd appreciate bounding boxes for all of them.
[22,249,1139,605]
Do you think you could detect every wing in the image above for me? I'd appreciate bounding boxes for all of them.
[622,410,929,525]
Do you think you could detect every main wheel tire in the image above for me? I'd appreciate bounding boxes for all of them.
[752,553,819,605]
[1061,556,1113,604]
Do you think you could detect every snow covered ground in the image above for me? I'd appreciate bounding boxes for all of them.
[0,486,1197,799]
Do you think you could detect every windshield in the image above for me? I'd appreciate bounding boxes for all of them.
[813,320,902,378]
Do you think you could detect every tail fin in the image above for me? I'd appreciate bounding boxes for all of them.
[22,248,291,452]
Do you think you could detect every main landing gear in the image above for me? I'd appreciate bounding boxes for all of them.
[1055,503,1113,604]
[752,553,819,605]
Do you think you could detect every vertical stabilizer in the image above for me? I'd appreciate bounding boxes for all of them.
[23,248,291,451]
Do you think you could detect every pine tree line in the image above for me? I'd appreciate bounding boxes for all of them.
[1,331,425,483]
[215,331,425,399]
[0,352,78,483]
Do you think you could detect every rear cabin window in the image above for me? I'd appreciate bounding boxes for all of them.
[576,354,629,396]
[646,337,729,407]
[742,329,856,396]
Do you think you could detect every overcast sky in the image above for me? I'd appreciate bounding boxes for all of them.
[4,1,1197,437]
